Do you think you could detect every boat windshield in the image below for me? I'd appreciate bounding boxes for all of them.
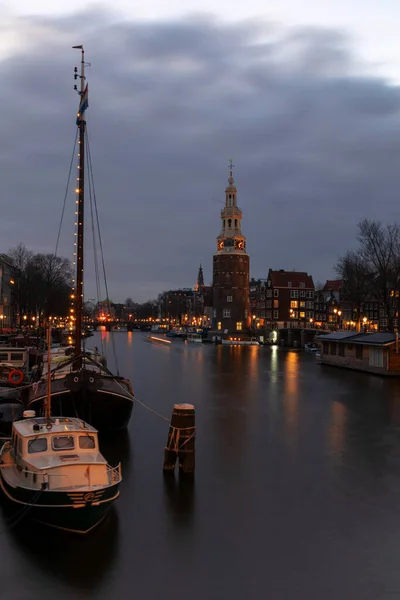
[79,435,96,449]
[28,438,48,453]
[52,436,75,451]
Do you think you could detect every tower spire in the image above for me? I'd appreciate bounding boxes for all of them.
[195,263,204,291]
[228,158,235,188]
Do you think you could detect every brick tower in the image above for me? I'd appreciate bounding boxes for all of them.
[212,161,250,333]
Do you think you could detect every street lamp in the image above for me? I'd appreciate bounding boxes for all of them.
[0,314,4,333]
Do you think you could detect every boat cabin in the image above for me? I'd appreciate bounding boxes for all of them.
[0,347,28,369]
[318,332,400,375]
[9,417,109,490]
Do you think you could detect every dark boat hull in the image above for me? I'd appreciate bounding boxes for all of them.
[0,472,120,534]
[28,371,134,432]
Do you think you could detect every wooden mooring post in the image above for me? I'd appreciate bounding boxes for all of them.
[163,403,195,475]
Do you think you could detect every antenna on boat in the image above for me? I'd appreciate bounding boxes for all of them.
[45,320,52,424]
[72,45,88,369]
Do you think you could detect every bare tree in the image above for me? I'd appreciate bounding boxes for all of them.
[8,245,72,322]
[357,219,400,331]
[335,249,371,331]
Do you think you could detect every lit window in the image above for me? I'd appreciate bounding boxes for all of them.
[217,321,222,330]
[300,311,305,319]
[273,299,279,308]
[290,300,298,309]
[236,322,243,330]
[299,301,305,308]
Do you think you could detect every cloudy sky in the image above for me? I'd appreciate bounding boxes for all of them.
[1,1,400,302]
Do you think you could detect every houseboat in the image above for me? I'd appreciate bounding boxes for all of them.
[222,336,259,346]
[317,332,400,375]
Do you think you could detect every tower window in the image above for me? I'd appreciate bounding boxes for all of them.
[228,219,232,228]
[234,219,238,228]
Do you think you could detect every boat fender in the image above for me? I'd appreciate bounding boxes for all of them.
[8,369,24,386]
[89,377,94,383]
[73,376,79,383]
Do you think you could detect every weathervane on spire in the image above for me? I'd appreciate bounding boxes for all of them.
[228,158,235,186]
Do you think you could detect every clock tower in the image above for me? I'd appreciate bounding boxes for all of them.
[213,161,250,333]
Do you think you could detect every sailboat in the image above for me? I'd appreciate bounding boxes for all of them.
[27,46,134,432]
[0,324,122,534]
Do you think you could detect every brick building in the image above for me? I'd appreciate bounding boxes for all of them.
[265,269,315,329]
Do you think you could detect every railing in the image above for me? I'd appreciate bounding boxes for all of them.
[9,462,122,490]
[107,462,122,484]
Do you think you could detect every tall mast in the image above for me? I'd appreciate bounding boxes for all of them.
[45,321,52,422]
[73,45,87,367]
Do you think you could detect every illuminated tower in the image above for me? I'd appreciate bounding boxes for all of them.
[212,161,250,333]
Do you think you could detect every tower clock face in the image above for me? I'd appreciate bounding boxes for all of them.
[237,240,244,250]
[218,240,224,250]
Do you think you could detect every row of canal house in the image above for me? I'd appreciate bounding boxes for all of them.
[318,331,400,375]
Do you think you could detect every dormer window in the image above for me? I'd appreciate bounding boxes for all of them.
[288,282,292,288]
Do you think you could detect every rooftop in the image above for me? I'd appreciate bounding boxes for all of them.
[269,269,314,289]
[323,279,342,292]
[13,416,97,438]
[318,332,397,345]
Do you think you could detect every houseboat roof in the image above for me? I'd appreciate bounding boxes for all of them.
[347,332,397,346]
[318,332,397,346]
[317,332,358,342]
[13,417,97,438]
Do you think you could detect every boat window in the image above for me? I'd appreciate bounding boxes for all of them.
[0,353,8,361]
[52,436,75,451]
[28,438,48,453]
[79,435,96,449]
[10,353,24,361]
[18,437,22,455]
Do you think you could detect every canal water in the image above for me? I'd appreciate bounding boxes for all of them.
[2,331,400,599]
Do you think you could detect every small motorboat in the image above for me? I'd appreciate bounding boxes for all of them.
[304,342,319,353]
[0,414,122,534]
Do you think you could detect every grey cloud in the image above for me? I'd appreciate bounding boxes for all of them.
[1,9,400,301]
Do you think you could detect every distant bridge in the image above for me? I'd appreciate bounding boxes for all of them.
[85,321,146,332]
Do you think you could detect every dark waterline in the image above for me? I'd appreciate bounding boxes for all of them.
[2,331,400,599]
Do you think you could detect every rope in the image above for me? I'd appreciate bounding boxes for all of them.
[86,128,119,375]
[85,133,105,359]
[55,129,79,256]
[111,377,196,435]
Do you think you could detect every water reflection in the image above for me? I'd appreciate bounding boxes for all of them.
[6,509,119,594]
[282,351,300,448]
[328,401,348,456]
[162,474,195,527]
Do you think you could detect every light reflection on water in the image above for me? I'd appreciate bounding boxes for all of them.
[3,334,400,599]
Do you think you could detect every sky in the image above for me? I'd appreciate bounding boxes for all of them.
[1,1,400,302]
